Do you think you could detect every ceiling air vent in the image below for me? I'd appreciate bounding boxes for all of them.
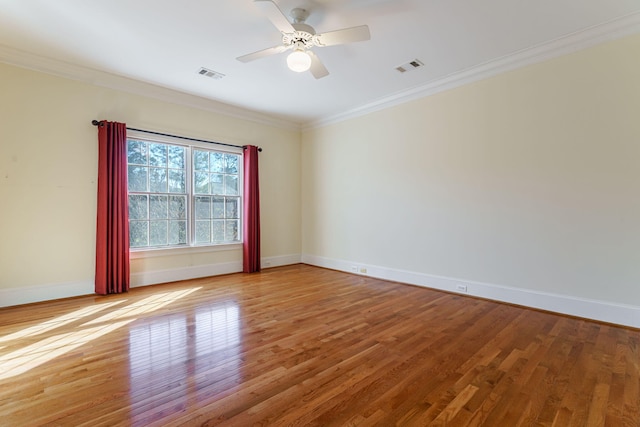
[395,59,424,73]
[198,67,225,80]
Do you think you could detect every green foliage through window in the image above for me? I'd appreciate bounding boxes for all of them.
[126,139,241,249]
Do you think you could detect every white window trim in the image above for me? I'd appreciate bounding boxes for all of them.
[127,130,244,255]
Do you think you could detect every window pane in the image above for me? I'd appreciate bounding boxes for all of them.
[225,154,239,174]
[129,221,148,247]
[128,166,148,192]
[212,197,225,219]
[195,196,211,220]
[225,197,238,219]
[127,140,147,165]
[149,143,167,167]
[194,150,209,171]
[210,152,225,173]
[226,175,239,196]
[127,140,242,249]
[149,195,167,220]
[149,167,167,193]
[195,220,210,243]
[169,220,187,245]
[169,196,186,220]
[128,195,148,220]
[225,220,239,242]
[212,220,225,242]
[194,171,209,194]
[149,220,168,246]
[211,174,224,195]
[168,145,185,169]
[168,169,185,193]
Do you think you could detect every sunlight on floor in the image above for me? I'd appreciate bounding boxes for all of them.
[83,288,201,325]
[0,320,136,380]
[0,301,125,344]
[0,287,201,381]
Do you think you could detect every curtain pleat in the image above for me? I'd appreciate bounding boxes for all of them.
[242,145,261,273]
[95,121,130,294]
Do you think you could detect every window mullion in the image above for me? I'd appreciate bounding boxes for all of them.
[186,146,194,247]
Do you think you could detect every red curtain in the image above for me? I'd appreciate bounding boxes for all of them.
[243,145,261,273]
[95,121,130,294]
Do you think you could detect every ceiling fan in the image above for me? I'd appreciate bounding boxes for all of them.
[237,0,371,79]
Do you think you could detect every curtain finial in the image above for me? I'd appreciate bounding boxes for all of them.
[243,145,263,152]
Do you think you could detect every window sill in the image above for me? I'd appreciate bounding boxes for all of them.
[129,243,242,259]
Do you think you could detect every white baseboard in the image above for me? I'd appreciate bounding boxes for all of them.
[130,254,302,287]
[7,254,636,329]
[262,253,302,269]
[301,254,640,329]
[0,280,94,308]
[130,261,244,288]
[0,255,302,307]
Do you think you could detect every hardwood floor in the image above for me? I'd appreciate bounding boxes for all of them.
[0,264,638,426]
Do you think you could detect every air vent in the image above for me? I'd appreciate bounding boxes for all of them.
[198,67,225,80]
[395,59,424,73]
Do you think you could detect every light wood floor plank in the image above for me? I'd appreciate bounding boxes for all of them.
[0,264,638,426]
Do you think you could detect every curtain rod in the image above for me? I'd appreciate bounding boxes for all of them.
[91,120,262,152]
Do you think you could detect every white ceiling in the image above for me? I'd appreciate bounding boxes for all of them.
[1,0,639,128]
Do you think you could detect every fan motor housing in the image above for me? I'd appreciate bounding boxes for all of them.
[283,28,316,48]
[283,8,316,48]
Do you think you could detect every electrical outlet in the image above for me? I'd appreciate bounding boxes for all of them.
[351,266,358,273]
[359,267,367,274]
[456,284,468,293]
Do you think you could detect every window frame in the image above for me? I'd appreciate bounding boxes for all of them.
[126,130,243,256]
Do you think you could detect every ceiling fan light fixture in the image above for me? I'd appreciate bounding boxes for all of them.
[237,1,371,79]
[287,49,311,72]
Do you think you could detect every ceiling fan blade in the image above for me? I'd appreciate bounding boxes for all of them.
[314,25,370,46]
[237,45,288,63]
[308,51,329,79]
[254,0,295,34]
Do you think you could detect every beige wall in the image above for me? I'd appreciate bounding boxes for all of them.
[302,33,640,307]
[1,32,639,322]
[0,62,301,297]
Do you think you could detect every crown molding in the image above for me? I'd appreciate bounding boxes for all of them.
[0,45,301,131]
[2,10,639,133]
[304,11,640,130]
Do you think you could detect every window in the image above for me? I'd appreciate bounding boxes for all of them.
[126,136,242,250]
[193,149,241,244]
